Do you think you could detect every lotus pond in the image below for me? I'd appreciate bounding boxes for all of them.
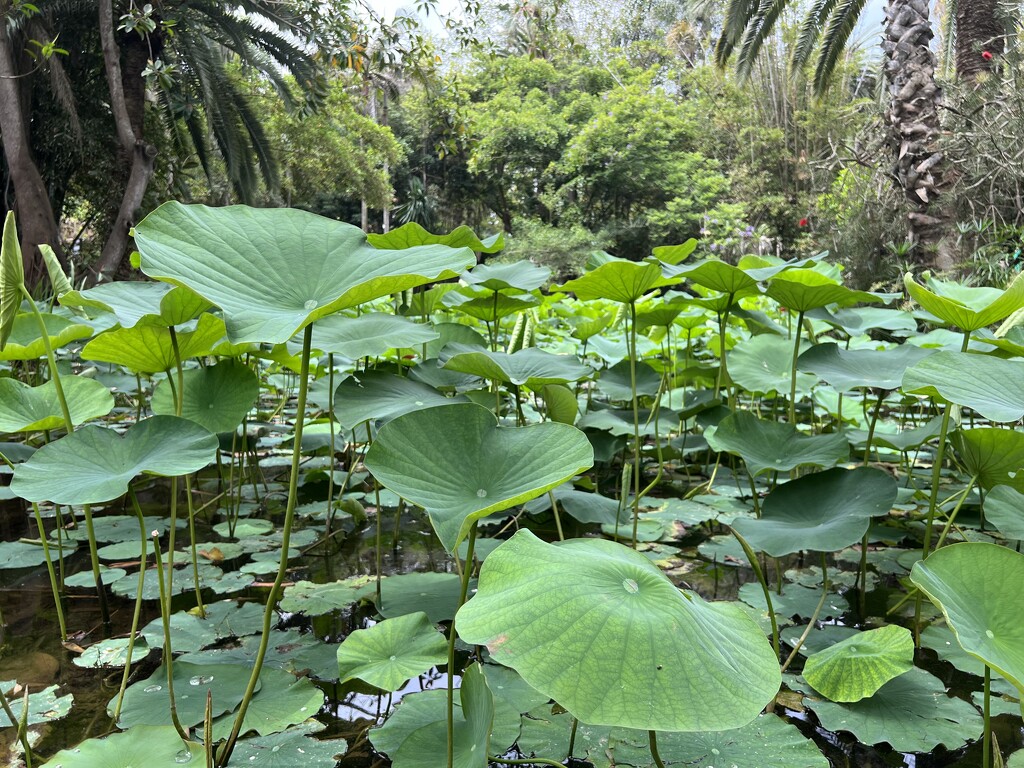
[2,203,1024,768]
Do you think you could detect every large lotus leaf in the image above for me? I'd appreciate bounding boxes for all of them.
[0,375,113,432]
[0,681,72,727]
[950,428,1024,491]
[984,485,1024,539]
[39,726,204,768]
[0,212,24,350]
[802,626,914,703]
[441,288,540,322]
[310,312,438,359]
[11,416,218,505]
[559,260,672,304]
[0,312,92,361]
[112,660,256,728]
[766,269,886,312]
[732,467,897,556]
[652,239,698,265]
[902,351,1024,422]
[82,312,226,373]
[367,222,504,253]
[845,414,944,453]
[371,663,495,768]
[337,612,448,691]
[808,306,918,335]
[61,281,210,328]
[797,342,934,392]
[442,345,592,388]
[232,722,348,768]
[456,530,780,731]
[462,260,551,292]
[729,334,815,396]
[365,403,594,552]
[333,370,466,430]
[703,411,849,477]
[596,359,662,401]
[904,271,1024,331]
[911,543,1024,705]
[151,359,259,433]
[516,711,828,768]
[798,666,983,752]
[662,258,761,295]
[134,203,475,344]
[525,486,626,525]
[209,668,324,740]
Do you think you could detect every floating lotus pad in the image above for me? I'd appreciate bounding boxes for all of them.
[732,467,897,556]
[134,202,476,344]
[39,725,203,768]
[456,530,780,731]
[365,403,594,552]
[11,416,219,505]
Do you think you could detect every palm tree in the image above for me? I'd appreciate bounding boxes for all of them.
[0,0,324,284]
[713,0,1005,268]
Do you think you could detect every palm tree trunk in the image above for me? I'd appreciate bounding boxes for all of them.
[0,4,64,289]
[883,0,954,269]
[92,0,156,284]
[956,0,1003,82]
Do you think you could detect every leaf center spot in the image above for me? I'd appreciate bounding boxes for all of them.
[622,578,639,594]
[476,489,487,498]
[389,655,397,661]
[986,629,995,639]
[304,299,317,310]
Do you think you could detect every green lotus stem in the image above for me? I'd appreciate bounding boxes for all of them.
[368,422,383,606]
[568,716,578,758]
[219,324,313,767]
[114,489,150,721]
[204,691,214,768]
[780,552,829,674]
[731,529,779,659]
[649,730,666,768]
[713,298,734,402]
[31,502,66,643]
[184,473,205,618]
[326,353,337,533]
[548,490,564,541]
[150,521,188,740]
[933,476,976,551]
[1,678,36,767]
[447,523,478,768]
[20,284,111,628]
[787,309,804,426]
[862,390,886,465]
[629,301,642,549]
[983,665,992,768]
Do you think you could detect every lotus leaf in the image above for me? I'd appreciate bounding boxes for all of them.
[365,403,594,552]
[82,312,226,373]
[797,342,934,392]
[367,222,504,253]
[337,612,448,691]
[310,312,439,359]
[0,312,92,361]
[902,351,1024,422]
[704,411,849,476]
[134,202,476,344]
[456,530,781,731]
[39,726,203,768]
[0,376,113,432]
[802,626,914,702]
[904,271,1024,331]
[61,281,209,328]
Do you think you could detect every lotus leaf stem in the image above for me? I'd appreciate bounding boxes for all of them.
[787,309,804,426]
[648,730,666,768]
[150,520,188,740]
[983,665,992,768]
[780,552,829,674]
[30,502,66,642]
[447,523,478,768]
[218,324,314,766]
[113,489,150,721]
[731,528,780,659]
[0,681,36,766]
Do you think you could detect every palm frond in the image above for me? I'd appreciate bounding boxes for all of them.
[813,0,867,94]
[735,0,793,81]
[792,0,839,69]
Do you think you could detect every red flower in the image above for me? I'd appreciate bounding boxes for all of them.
[798,218,809,227]
[982,51,994,61]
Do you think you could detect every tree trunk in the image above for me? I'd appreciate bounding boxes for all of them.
[91,0,156,284]
[882,0,954,269]
[956,0,1003,82]
[0,5,64,289]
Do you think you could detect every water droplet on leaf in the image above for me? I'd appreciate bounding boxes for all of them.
[476,489,487,498]
[174,748,192,764]
[143,684,162,693]
[304,299,317,310]
[622,578,639,593]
